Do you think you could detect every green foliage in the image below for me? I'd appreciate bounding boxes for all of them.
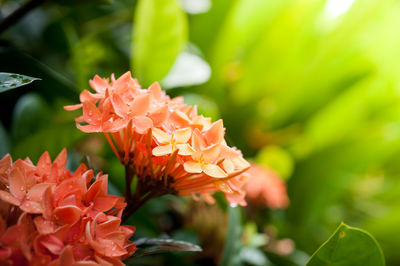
[307,223,385,266]
[0,73,40,93]
[132,0,188,86]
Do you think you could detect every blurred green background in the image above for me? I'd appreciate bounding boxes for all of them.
[1,0,400,265]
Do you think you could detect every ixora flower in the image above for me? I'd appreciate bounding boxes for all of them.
[244,164,289,209]
[0,150,136,265]
[65,71,251,217]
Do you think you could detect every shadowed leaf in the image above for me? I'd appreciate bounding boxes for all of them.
[133,237,202,257]
[0,73,40,93]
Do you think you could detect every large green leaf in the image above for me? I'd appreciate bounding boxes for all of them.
[132,0,187,86]
[0,73,40,93]
[307,223,385,266]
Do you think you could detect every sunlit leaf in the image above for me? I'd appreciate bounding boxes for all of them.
[132,0,188,86]
[133,237,202,257]
[0,73,40,93]
[307,223,385,266]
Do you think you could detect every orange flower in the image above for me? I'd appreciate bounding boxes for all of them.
[0,150,136,265]
[65,72,251,215]
[244,164,289,209]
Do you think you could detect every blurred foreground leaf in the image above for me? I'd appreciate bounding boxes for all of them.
[133,238,202,257]
[0,73,40,93]
[307,223,385,266]
[221,206,242,266]
[132,0,187,86]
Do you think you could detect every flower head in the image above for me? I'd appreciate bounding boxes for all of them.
[65,72,251,206]
[244,164,289,209]
[0,150,136,265]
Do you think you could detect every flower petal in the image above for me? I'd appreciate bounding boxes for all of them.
[176,144,194,156]
[58,246,75,266]
[9,167,26,201]
[64,104,82,111]
[133,116,153,134]
[93,195,119,212]
[202,164,227,178]
[204,119,225,145]
[152,127,171,144]
[149,104,169,127]
[183,161,202,174]
[82,101,102,124]
[111,93,129,118]
[54,205,82,224]
[152,144,173,156]
[202,143,221,163]
[173,127,192,144]
[26,183,52,202]
[0,190,20,205]
[20,200,43,213]
[148,82,162,100]
[130,93,150,116]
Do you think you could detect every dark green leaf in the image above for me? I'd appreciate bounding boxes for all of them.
[0,122,10,157]
[132,0,187,86]
[0,73,40,93]
[11,93,51,141]
[133,237,202,257]
[307,223,385,266]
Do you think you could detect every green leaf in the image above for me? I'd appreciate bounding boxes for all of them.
[307,223,385,266]
[132,238,202,257]
[0,73,40,93]
[132,0,187,86]
[220,206,243,266]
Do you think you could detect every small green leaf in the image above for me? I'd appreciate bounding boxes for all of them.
[133,238,202,257]
[132,0,188,86]
[307,223,385,266]
[0,73,40,93]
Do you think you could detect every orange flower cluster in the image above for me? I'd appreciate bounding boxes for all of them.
[0,150,136,265]
[244,164,289,209]
[65,72,250,207]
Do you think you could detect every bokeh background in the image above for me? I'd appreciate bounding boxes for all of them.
[1,0,400,265]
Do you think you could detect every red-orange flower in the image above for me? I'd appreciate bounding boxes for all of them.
[0,150,136,265]
[244,164,289,209]
[65,72,251,213]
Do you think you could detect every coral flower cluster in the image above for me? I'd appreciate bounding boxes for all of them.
[244,164,289,209]
[0,150,136,265]
[65,72,251,214]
